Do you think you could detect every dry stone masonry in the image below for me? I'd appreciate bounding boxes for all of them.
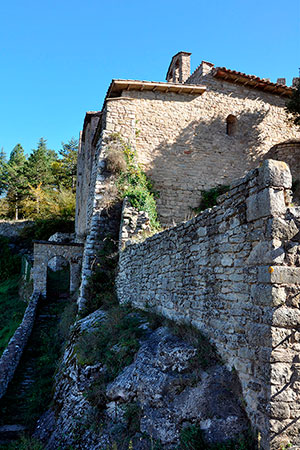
[117,160,300,450]
[77,52,299,229]
[72,52,300,448]
[0,292,40,400]
[0,220,33,238]
[33,241,83,298]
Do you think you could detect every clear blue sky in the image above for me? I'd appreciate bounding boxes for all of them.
[0,0,299,157]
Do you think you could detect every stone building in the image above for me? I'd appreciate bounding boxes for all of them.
[76,51,299,236]
[73,53,300,448]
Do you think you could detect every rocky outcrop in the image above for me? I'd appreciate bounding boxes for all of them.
[106,327,249,446]
[35,310,250,449]
[35,309,108,450]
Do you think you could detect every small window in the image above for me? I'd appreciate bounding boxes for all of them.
[226,114,237,136]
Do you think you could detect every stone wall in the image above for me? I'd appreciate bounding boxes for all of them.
[33,241,84,297]
[121,82,298,225]
[76,124,124,311]
[0,220,33,238]
[88,80,299,226]
[75,113,101,240]
[117,160,300,450]
[264,140,300,203]
[0,292,40,400]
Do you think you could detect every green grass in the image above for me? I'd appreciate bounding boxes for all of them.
[76,304,146,379]
[0,276,26,355]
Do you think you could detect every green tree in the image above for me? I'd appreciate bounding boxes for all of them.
[25,138,58,188]
[5,144,27,220]
[286,82,300,126]
[0,147,7,195]
[52,138,78,190]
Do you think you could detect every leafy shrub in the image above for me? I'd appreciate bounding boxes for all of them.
[286,82,300,126]
[194,185,230,213]
[106,135,160,230]
[18,218,74,247]
[0,236,21,280]
[123,402,142,434]
[179,425,206,449]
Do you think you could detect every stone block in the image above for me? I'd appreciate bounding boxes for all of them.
[273,307,300,327]
[247,188,286,222]
[197,226,207,237]
[258,266,300,284]
[267,217,299,241]
[251,284,286,306]
[247,240,285,265]
[258,159,292,189]
[269,401,290,419]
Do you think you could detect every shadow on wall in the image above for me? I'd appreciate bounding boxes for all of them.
[143,109,266,223]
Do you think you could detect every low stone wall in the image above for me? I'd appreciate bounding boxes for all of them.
[0,292,40,400]
[0,220,33,238]
[117,160,300,450]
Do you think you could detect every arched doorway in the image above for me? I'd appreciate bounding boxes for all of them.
[33,241,84,298]
[47,256,70,299]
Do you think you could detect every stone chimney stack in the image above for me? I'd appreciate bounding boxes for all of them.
[292,77,300,87]
[277,78,286,85]
[166,52,191,83]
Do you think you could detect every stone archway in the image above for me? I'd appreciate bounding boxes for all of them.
[32,240,84,298]
[47,255,70,298]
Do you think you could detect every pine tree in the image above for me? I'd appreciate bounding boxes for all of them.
[59,138,78,190]
[0,147,7,195]
[25,138,58,188]
[5,144,27,220]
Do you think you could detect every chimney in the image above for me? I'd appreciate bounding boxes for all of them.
[166,52,191,83]
[292,77,300,87]
[198,61,215,77]
[277,78,286,85]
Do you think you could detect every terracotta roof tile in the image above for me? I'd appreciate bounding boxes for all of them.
[213,67,294,96]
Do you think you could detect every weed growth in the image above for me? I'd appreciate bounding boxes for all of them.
[106,135,160,230]
[193,185,230,214]
[76,304,145,380]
